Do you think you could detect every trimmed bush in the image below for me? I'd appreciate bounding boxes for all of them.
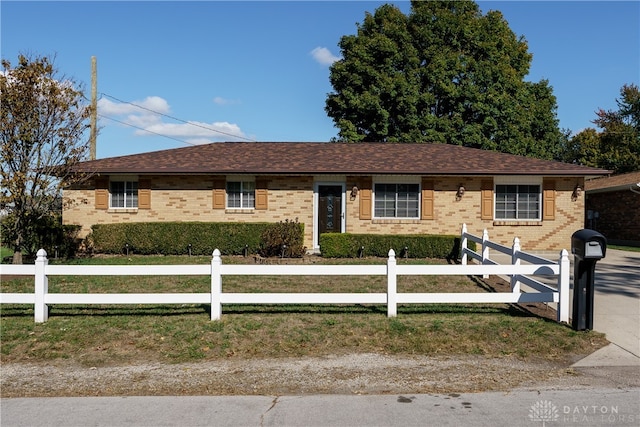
[319,233,475,260]
[1,212,81,259]
[90,222,271,256]
[259,218,306,258]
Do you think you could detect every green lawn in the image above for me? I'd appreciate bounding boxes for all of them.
[609,244,640,253]
[0,255,607,367]
[0,246,13,260]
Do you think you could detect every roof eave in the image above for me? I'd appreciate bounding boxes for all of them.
[84,169,611,177]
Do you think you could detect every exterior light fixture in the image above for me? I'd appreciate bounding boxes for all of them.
[455,185,466,201]
[350,186,359,199]
[572,184,582,201]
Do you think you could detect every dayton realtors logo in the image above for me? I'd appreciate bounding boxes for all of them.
[529,400,634,425]
[529,400,560,425]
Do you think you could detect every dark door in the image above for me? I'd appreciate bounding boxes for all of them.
[318,185,343,235]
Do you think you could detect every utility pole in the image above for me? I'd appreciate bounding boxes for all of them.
[90,56,97,160]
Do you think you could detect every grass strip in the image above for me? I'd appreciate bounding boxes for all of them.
[0,255,607,366]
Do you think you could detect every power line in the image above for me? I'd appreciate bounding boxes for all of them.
[98,114,200,146]
[100,92,256,142]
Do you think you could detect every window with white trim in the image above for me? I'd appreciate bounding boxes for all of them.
[374,183,419,218]
[110,181,138,208]
[227,181,255,209]
[495,184,540,220]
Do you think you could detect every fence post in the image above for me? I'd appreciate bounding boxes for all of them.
[387,249,397,318]
[482,229,490,278]
[211,249,222,321]
[34,249,49,323]
[511,237,521,293]
[557,249,570,324]
[461,223,468,265]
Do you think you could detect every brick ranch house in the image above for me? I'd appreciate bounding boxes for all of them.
[63,142,609,253]
[585,171,640,246]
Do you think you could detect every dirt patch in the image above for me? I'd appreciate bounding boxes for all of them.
[4,352,638,398]
[0,354,589,397]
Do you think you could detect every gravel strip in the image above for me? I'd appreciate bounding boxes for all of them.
[1,353,606,398]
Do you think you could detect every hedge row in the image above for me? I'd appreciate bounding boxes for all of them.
[89,222,471,260]
[90,222,270,256]
[319,233,476,260]
[1,213,82,259]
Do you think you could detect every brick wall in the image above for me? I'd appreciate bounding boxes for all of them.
[64,175,315,249]
[586,190,640,244]
[64,175,585,253]
[346,177,584,252]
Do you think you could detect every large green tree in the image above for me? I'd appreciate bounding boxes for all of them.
[561,84,640,174]
[1,55,92,263]
[593,84,640,173]
[556,128,602,168]
[325,0,563,159]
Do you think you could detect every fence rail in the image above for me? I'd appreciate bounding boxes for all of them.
[461,223,569,323]
[0,223,570,323]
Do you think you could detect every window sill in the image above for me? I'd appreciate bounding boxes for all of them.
[225,209,255,214]
[493,220,542,226]
[107,208,138,213]
[372,218,421,224]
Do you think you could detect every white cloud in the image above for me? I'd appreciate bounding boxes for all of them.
[184,138,224,145]
[125,112,162,129]
[213,96,240,106]
[140,121,247,143]
[310,47,341,66]
[98,96,248,144]
[98,96,170,116]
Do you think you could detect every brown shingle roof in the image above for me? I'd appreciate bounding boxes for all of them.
[74,142,611,176]
[586,171,640,192]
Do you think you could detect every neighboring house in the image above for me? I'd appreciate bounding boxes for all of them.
[585,171,640,246]
[64,142,609,253]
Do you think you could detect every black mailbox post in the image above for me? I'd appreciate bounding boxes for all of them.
[571,229,607,331]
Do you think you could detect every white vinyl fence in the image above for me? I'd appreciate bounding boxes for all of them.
[0,223,569,323]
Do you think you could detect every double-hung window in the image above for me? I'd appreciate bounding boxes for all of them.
[110,181,138,208]
[495,184,540,220]
[374,183,419,218]
[227,181,255,209]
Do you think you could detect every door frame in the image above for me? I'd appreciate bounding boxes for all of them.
[313,181,346,251]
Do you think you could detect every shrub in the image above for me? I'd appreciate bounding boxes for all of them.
[89,221,307,257]
[1,212,81,259]
[258,218,306,258]
[319,233,475,260]
[90,222,269,256]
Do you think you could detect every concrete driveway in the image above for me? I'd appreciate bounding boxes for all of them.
[573,248,640,366]
[484,246,638,366]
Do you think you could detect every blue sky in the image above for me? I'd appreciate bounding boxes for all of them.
[2,1,638,159]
